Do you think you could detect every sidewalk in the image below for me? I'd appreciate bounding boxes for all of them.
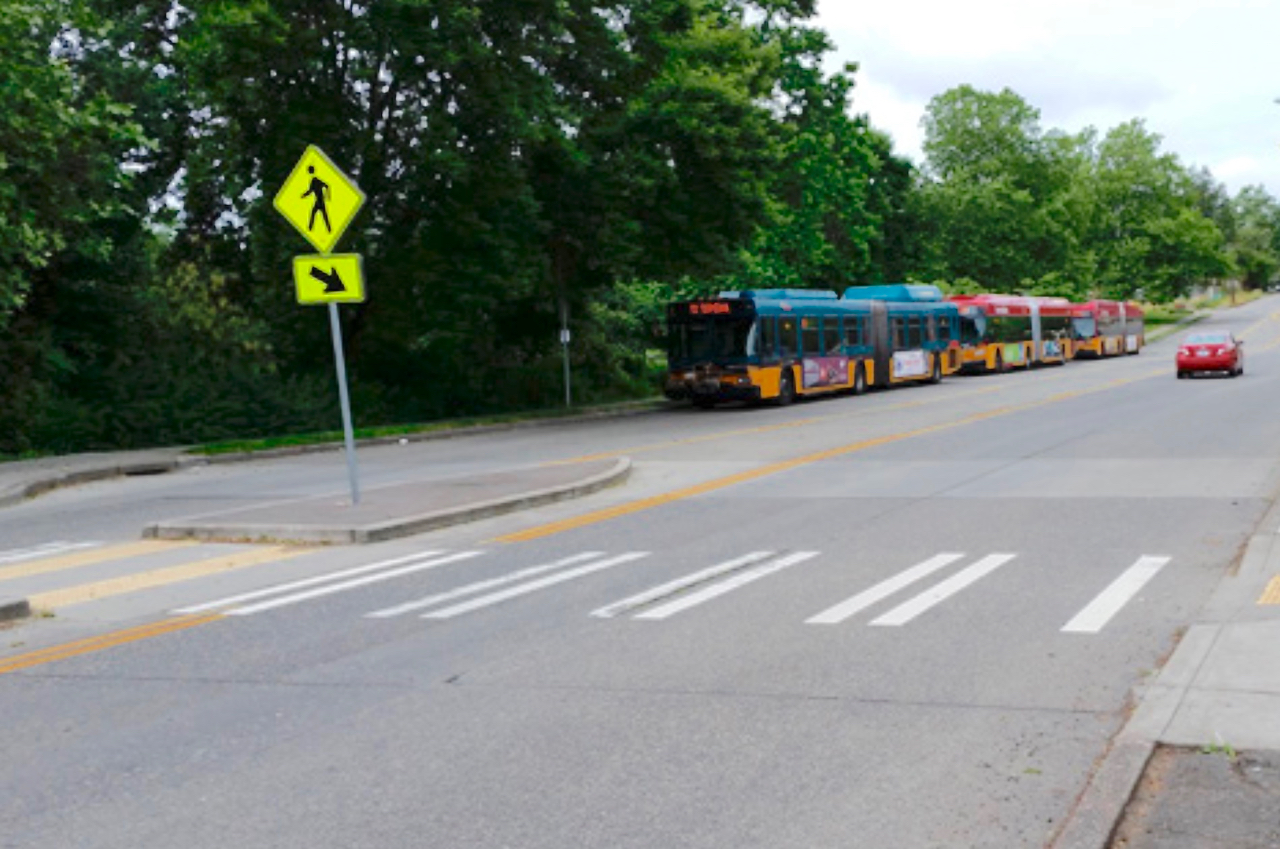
[1055,498,1280,848]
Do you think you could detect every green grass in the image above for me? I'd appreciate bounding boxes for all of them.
[189,398,666,456]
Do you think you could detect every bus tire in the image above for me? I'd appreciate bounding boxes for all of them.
[693,396,716,409]
[928,355,942,384]
[775,368,795,406]
[852,364,867,396]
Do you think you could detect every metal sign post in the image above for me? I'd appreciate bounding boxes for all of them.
[275,144,368,506]
[328,303,361,504]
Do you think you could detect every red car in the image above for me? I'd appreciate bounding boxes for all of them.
[1176,331,1244,378]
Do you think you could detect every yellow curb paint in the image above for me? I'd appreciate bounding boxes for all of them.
[0,614,223,675]
[1260,576,1280,605]
[27,546,306,610]
[0,540,198,584]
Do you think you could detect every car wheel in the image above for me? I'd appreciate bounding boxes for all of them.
[1177,371,1185,379]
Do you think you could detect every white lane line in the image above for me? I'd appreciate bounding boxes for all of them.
[367,552,607,618]
[806,553,966,625]
[0,541,97,565]
[1062,555,1171,634]
[225,551,485,616]
[423,552,650,619]
[634,551,819,620]
[591,551,776,619]
[175,550,451,614]
[870,554,1017,627]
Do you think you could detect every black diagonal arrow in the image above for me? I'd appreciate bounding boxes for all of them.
[309,265,346,293]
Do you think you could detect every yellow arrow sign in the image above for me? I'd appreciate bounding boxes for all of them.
[274,145,365,254]
[293,254,366,304]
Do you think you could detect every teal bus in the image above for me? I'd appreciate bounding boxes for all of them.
[664,285,961,407]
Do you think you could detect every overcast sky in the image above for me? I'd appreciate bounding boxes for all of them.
[815,0,1280,199]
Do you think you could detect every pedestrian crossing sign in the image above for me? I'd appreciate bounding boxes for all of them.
[274,145,366,254]
[293,254,366,304]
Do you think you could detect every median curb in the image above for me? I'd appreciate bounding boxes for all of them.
[0,399,667,509]
[143,456,632,545]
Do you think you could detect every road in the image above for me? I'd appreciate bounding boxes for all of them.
[2,299,1279,848]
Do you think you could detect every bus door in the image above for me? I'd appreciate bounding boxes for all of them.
[1030,303,1042,363]
[869,301,890,387]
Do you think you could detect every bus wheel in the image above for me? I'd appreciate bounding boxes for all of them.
[852,364,867,396]
[928,355,942,384]
[693,396,717,409]
[775,369,795,406]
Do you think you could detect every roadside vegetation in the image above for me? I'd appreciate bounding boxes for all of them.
[3,1,1279,457]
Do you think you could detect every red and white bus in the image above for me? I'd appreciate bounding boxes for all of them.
[1072,300,1145,358]
[947,294,1075,373]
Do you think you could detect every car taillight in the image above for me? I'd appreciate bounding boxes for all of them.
[1178,347,1190,356]
[1221,345,1235,353]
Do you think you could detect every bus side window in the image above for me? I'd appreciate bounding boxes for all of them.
[779,316,798,358]
[823,316,841,354]
[844,316,862,348]
[802,317,821,357]
[759,317,776,360]
[937,315,951,343]
[907,316,921,347]
[891,317,905,348]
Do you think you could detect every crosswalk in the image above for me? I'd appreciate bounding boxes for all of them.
[0,540,1176,634]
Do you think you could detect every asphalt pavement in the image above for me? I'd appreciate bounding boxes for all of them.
[1,395,1278,847]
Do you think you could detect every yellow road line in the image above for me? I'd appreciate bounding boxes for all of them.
[0,614,223,675]
[546,384,1010,466]
[497,368,1160,544]
[0,540,197,584]
[27,546,307,610]
[1260,576,1280,605]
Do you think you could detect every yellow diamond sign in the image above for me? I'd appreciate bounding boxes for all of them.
[274,145,365,254]
[293,254,366,305]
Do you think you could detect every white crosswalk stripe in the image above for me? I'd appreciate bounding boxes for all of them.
[591,551,777,619]
[367,552,607,618]
[870,554,1017,627]
[0,541,97,565]
[422,552,650,619]
[173,550,481,615]
[1061,555,1171,634]
[807,553,966,625]
[634,551,819,620]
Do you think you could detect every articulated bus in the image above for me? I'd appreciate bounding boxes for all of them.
[1072,300,1145,357]
[947,294,1075,373]
[664,285,961,407]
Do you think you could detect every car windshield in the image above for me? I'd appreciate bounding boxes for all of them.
[1185,332,1230,344]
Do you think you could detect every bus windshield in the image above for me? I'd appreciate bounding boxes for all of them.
[1072,316,1096,339]
[668,317,756,364]
[958,313,986,345]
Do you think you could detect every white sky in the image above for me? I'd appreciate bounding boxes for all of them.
[815,0,1280,199]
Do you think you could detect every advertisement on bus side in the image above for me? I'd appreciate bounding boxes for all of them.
[803,356,849,388]
[892,350,928,378]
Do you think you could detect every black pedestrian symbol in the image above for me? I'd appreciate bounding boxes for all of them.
[302,166,331,233]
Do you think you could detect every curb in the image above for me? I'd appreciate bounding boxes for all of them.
[143,457,632,545]
[1049,481,1280,849]
[0,400,668,508]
